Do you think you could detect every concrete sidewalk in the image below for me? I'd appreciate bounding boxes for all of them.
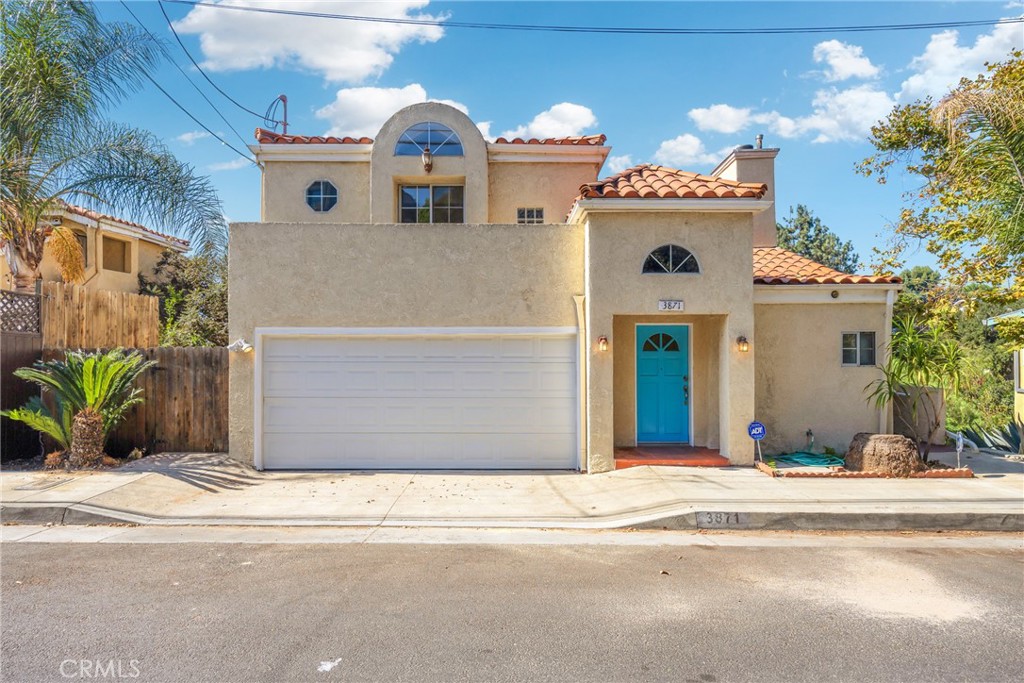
[2,452,1022,531]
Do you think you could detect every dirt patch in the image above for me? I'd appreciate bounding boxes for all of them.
[846,432,926,476]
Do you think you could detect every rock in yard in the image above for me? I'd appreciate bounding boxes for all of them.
[845,432,926,477]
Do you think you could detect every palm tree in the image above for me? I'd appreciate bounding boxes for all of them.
[0,0,227,293]
[2,349,156,467]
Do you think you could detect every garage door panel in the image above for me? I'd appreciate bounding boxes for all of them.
[261,333,577,470]
[262,431,576,470]
[264,396,575,433]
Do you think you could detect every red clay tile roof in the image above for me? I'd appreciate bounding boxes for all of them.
[59,202,189,248]
[255,128,373,144]
[579,164,767,199]
[753,247,900,285]
[492,134,607,146]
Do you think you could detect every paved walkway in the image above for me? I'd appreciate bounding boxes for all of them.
[2,451,1022,530]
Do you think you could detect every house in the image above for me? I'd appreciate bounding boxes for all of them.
[229,102,901,472]
[0,203,189,293]
[985,309,1024,428]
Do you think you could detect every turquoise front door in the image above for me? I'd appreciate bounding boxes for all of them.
[636,325,690,443]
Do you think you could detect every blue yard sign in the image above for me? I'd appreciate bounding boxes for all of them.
[748,421,766,441]
[748,421,766,462]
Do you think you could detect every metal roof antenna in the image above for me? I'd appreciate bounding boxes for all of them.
[264,94,288,134]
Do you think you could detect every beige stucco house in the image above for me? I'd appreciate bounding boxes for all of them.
[0,203,189,293]
[229,102,901,472]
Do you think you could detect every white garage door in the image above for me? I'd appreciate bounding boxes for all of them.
[259,332,578,470]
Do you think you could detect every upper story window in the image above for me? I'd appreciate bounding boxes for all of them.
[642,245,700,274]
[306,180,338,212]
[517,208,544,224]
[102,236,129,273]
[394,122,463,157]
[400,185,464,223]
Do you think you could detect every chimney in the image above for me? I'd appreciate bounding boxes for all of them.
[710,135,779,247]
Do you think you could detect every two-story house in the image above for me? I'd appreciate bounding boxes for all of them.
[229,102,900,472]
[1,203,189,293]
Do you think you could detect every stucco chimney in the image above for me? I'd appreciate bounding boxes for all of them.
[711,137,779,247]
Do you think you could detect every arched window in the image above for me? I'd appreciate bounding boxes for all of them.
[394,122,463,157]
[641,332,681,352]
[642,245,700,274]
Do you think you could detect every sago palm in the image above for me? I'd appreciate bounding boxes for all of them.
[3,349,156,466]
[0,0,227,292]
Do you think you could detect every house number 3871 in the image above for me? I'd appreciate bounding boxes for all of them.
[658,300,684,311]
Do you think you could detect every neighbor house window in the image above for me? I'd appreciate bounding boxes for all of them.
[400,185,464,223]
[642,245,700,273]
[394,122,463,157]
[102,236,129,273]
[73,231,88,266]
[517,208,544,224]
[306,180,338,212]
[842,331,876,366]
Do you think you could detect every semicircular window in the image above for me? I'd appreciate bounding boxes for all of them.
[642,333,681,352]
[642,244,700,274]
[394,121,463,157]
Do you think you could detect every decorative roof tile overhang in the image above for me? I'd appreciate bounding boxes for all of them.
[567,164,770,224]
[251,127,611,165]
[752,247,901,303]
[56,203,189,251]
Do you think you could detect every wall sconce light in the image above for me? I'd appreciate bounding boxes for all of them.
[597,335,609,352]
[227,338,254,353]
[736,336,749,353]
[421,145,433,173]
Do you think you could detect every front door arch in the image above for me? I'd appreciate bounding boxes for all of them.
[636,324,691,443]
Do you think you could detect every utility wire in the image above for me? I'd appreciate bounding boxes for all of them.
[164,0,1023,35]
[119,1,256,163]
[158,0,281,126]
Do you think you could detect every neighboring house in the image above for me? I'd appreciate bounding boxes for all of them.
[0,203,189,293]
[986,309,1024,427]
[229,102,901,472]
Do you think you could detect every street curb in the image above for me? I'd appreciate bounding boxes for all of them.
[4,503,1022,532]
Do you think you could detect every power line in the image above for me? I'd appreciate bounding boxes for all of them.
[158,0,281,127]
[119,1,256,163]
[164,0,1023,36]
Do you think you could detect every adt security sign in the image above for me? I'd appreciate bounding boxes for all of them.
[748,421,767,462]
[748,421,766,441]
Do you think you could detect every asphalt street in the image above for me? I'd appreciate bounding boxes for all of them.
[1,535,1022,682]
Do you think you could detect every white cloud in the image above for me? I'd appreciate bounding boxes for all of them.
[605,154,634,174]
[688,104,755,134]
[500,103,597,140]
[315,84,468,137]
[796,85,896,143]
[812,40,881,81]
[209,158,254,172]
[476,121,493,140]
[898,22,1022,100]
[176,130,211,145]
[653,134,723,167]
[174,1,445,83]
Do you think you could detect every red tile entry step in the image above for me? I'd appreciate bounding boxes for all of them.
[614,446,730,469]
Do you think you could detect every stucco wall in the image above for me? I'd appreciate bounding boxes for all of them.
[754,302,887,455]
[261,161,371,223]
[1015,348,1024,427]
[612,314,722,449]
[228,221,585,463]
[584,211,756,470]
[488,162,600,225]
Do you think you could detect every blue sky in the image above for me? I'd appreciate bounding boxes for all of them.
[98,1,1023,271]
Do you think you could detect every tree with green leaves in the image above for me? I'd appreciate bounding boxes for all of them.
[776,204,861,273]
[858,50,1023,311]
[0,0,226,293]
[139,250,228,347]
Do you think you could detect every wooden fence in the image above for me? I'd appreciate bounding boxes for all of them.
[41,282,159,350]
[41,347,229,457]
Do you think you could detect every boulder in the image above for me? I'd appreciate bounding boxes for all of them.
[845,433,926,477]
